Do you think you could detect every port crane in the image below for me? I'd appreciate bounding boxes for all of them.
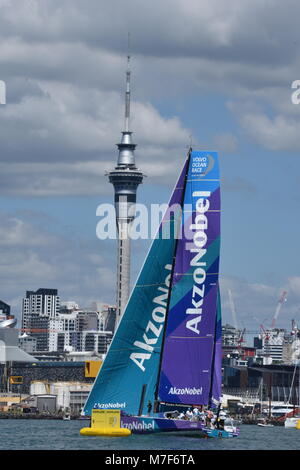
[237,328,246,347]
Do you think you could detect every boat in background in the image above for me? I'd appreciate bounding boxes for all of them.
[81,149,239,438]
[285,417,299,428]
[257,420,274,427]
[284,362,300,428]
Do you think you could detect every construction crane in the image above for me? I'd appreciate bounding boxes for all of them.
[237,328,246,355]
[238,328,246,344]
[271,290,287,328]
[259,324,270,341]
[259,323,271,359]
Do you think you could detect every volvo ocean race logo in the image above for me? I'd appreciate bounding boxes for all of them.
[130,264,172,372]
[185,190,211,335]
[191,154,214,176]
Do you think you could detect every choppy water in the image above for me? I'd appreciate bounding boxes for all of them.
[0,420,299,450]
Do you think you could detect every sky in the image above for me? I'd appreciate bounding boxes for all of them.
[1,0,300,341]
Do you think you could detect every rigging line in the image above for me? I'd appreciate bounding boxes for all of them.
[208,289,221,407]
[287,362,297,407]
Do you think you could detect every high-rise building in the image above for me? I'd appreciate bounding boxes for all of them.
[45,303,115,355]
[260,328,285,363]
[19,291,115,355]
[108,54,144,326]
[222,324,241,347]
[21,288,60,351]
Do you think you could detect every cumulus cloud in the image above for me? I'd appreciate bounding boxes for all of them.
[234,110,300,152]
[0,211,116,320]
[0,77,190,195]
[220,276,298,334]
[0,0,299,198]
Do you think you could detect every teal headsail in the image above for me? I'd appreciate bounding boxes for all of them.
[83,158,188,416]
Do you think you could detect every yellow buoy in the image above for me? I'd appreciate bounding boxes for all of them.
[80,427,131,437]
[80,409,131,437]
[296,420,300,429]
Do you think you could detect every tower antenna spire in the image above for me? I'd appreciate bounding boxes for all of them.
[124,32,131,132]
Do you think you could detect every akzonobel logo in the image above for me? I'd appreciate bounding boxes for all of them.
[168,387,203,395]
[95,402,126,409]
[0,81,6,105]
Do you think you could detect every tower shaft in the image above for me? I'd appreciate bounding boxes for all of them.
[108,55,144,327]
[116,222,131,323]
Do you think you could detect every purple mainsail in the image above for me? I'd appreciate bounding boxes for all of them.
[158,151,221,406]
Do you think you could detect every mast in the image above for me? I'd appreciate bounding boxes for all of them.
[154,147,192,411]
[297,360,300,415]
[208,290,221,407]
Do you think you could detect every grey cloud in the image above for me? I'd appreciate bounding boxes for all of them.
[1,0,300,199]
[0,76,190,195]
[220,276,296,332]
[1,0,299,66]
[0,211,117,318]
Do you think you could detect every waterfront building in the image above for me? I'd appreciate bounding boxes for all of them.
[0,328,37,393]
[20,295,115,356]
[21,289,60,351]
[222,323,242,347]
[282,329,300,365]
[19,289,116,354]
[107,54,144,327]
[47,304,115,355]
[253,336,263,350]
[223,362,300,405]
[28,381,93,414]
[3,359,100,399]
[261,329,285,363]
[19,333,37,354]
[22,288,60,329]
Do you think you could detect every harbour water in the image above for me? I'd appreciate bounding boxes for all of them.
[0,420,299,450]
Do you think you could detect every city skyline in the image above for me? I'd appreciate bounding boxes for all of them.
[0,1,300,333]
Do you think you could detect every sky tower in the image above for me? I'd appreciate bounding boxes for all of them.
[108,54,144,327]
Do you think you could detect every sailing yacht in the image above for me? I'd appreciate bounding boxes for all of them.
[80,149,239,438]
[284,362,300,428]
